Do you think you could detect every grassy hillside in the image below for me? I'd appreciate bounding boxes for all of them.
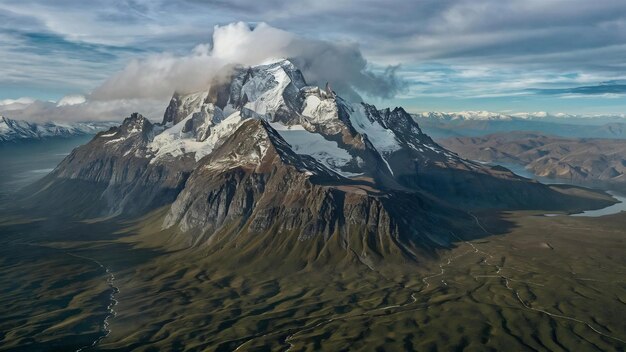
[1,207,625,351]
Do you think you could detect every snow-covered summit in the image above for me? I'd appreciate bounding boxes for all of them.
[94,59,464,180]
[40,58,566,221]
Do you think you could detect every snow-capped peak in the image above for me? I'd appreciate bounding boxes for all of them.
[415,111,514,121]
[414,110,626,122]
[0,115,117,143]
[115,59,467,180]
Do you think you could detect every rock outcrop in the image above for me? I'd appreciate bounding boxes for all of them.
[25,60,615,258]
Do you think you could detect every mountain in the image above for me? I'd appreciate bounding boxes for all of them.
[416,111,519,121]
[25,60,614,259]
[413,113,626,140]
[0,116,117,143]
[439,132,626,189]
[414,110,626,123]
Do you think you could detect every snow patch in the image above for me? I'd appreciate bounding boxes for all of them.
[347,104,401,175]
[105,137,126,144]
[349,104,401,154]
[100,132,118,138]
[270,122,358,177]
[149,111,244,162]
[243,64,292,116]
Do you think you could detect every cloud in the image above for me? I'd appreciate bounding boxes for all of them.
[3,1,626,115]
[0,97,35,110]
[91,22,405,102]
[57,94,86,106]
[0,97,164,123]
[2,22,406,123]
[528,83,626,96]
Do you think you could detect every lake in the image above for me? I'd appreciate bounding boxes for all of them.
[0,136,93,199]
[482,161,626,217]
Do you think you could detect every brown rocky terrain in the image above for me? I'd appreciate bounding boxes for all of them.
[439,132,626,189]
[21,60,615,261]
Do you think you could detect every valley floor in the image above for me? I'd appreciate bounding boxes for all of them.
[0,209,625,351]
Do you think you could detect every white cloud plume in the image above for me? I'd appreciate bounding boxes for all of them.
[2,22,404,123]
[57,94,86,106]
[0,98,164,123]
[92,22,404,102]
[0,97,36,110]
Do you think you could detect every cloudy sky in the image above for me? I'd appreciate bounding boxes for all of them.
[2,0,626,121]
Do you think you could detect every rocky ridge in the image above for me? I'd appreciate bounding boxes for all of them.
[26,59,614,260]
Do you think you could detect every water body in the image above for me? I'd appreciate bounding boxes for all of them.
[484,161,626,217]
[0,135,93,199]
[484,161,562,185]
[570,191,626,217]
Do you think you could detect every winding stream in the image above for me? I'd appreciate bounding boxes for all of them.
[8,242,120,351]
[67,253,120,352]
[69,253,119,352]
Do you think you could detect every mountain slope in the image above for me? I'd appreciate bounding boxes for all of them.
[0,116,116,143]
[163,119,468,262]
[439,132,626,188]
[31,113,195,216]
[24,59,615,259]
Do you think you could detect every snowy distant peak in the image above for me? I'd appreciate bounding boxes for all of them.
[415,111,515,121]
[414,110,626,122]
[0,115,32,136]
[511,111,547,119]
[0,115,117,143]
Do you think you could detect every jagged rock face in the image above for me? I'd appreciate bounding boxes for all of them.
[163,119,462,258]
[164,119,349,235]
[27,59,609,255]
[33,113,194,215]
[150,61,385,178]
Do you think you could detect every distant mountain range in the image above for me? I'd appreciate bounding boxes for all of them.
[22,59,611,263]
[413,112,626,140]
[439,132,626,190]
[414,110,626,123]
[0,116,117,143]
